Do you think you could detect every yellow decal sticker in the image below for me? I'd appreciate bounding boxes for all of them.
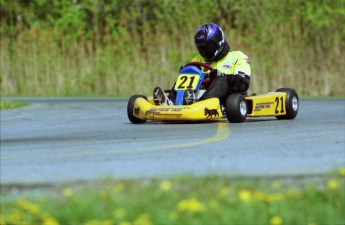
[204,106,220,118]
[254,102,274,112]
[147,107,184,113]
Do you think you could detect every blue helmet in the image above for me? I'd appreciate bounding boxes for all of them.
[194,23,226,62]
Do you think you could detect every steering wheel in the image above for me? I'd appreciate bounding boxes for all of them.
[184,62,214,71]
[184,62,214,85]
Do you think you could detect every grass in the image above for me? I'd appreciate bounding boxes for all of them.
[1,169,345,225]
[0,100,29,110]
[1,0,344,97]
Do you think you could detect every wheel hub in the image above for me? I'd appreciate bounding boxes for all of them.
[292,96,298,111]
[240,101,247,116]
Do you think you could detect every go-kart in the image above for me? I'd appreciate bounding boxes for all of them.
[127,62,299,124]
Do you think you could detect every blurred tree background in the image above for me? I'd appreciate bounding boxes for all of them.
[0,0,344,97]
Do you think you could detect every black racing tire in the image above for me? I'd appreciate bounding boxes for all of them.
[225,94,247,123]
[275,88,299,120]
[127,95,148,124]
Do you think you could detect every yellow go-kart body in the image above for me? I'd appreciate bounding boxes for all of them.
[128,89,298,124]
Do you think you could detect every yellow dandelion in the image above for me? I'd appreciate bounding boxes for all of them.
[218,187,229,197]
[8,211,23,224]
[327,179,339,190]
[101,219,113,225]
[338,167,345,176]
[113,208,126,218]
[62,187,74,197]
[187,198,205,213]
[159,180,172,192]
[133,213,153,225]
[307,222,317,225]
[0,214,5,225]
[266,193,285,203]
[114,183,125,192]
[177,197,205,213]
[270,216,283,225]
[84,219,100,225]
[42,215,59,225]
[15,199,41,214]
[239,189,252,203]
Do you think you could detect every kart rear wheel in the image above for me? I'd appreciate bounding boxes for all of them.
[127,95,147,124]
[275,88,299,120]
[225,94,247,123]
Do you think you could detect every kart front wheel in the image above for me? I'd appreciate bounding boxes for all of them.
[225,94,247,123]
[275,88,299,120]
[127,95,147,124]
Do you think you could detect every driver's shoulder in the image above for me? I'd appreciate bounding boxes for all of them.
[227,50,248,58]
[191,55,204,62]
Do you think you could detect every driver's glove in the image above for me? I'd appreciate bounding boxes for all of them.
[230,74,250,92]
[209,69,224,79]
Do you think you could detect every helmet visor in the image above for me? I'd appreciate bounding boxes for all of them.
[196,41,218,61]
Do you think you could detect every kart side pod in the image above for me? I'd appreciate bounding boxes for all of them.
[245,88,299,120]
[220,88,299,123]
[127,96,223,123]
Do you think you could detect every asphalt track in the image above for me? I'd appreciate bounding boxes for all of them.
[1,97,344,184]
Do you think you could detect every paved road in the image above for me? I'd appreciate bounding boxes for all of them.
[1,98,344,184]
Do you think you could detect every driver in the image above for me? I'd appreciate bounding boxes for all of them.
[153,23,251,106]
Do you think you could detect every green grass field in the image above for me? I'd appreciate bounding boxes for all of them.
[0,101,28,110]
[1,169,344,225]
[1,0,344,97]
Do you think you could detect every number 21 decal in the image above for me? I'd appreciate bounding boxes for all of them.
[275,97,285,113]
[175,75,198,90]
[177,76,195,89]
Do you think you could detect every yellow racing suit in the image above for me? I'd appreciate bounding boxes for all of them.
[191,50,251,77]
[191,51,251,102]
